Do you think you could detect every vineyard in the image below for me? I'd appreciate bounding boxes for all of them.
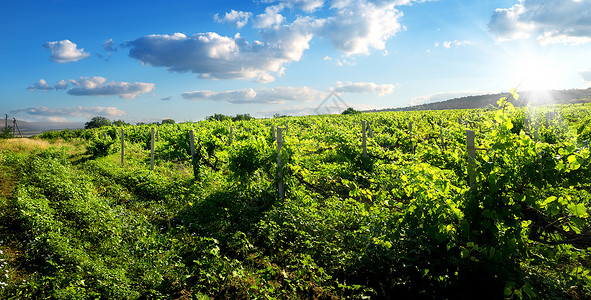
[1,91,591,299]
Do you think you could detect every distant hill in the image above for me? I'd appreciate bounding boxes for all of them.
[5,120,84,137]
[370,88,591,112]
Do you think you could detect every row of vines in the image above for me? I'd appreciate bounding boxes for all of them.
[2,92,591,298]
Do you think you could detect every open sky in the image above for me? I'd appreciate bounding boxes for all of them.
[1,0,591,123]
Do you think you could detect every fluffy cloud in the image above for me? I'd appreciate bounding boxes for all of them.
[489,0,591,44]
[214,10,252,28]
[318,0,403,55]
[43,40,90,63]
[182,86,325,104]
[435,40,474,49]
[127,30,312,82]
[127,0,422,81]
[67,76,155,99]
[254,4,286,29]
[11,106,126,119]
[103,38,117,51]
[262,0,325,12]
[55,80,69,90]
[182,81,396,104]
[28,77,155,99]
[27,79,53,92]
[333,81,395,96]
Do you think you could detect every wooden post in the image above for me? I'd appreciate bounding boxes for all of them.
[362,121,367,158]
[277,127,285,199]
[229,126,233,145]
[13,119,23,138]
[189,130,196,160]
[466,130,476,187]
[120,128,124,164]
[189,130,197,181]
[409,122,414,154]
[440,126,445,150]
[271,125,276,140]
[156,128,160,142]
[285,122,289,135]
[150,128,155,171]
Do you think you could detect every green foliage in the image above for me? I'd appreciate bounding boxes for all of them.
[0,126,12,139]
[206,113,231,122]
[231,114,254,122]
[2,95,591,298]
[161,118,175,125]
[84,116,111,129]
[342,107,362,115]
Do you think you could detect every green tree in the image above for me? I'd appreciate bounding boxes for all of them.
[206,114,231,121]
[113,119,129,127]
[341,107,362,115]
[232,114,253,122]
[84,116,111,129]
[162,119,175,125]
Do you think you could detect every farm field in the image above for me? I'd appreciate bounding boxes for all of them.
[1,94,591,299]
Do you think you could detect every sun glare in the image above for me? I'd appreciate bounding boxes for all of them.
[512,56,567,91]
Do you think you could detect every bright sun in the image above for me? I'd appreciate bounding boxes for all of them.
[512,56,566,91]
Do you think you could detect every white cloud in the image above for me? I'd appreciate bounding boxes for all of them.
[55,80,69,90]
[489,0,591,44]
[67,76,155,99]
[437,40,474,49]
[182,86,325,104]
[43,40,90,63]
[103,38,117,51]
[254,4,285,29]
[127,0,428,81]
[333,81,396,96]
[182,81,396,104]
[11,106,126,120]
[536,32,591,45]
[318,0,403,55]
[27,79,53,92]
[260,0,325,12]
[214,10,252,29]
[127,30,312,82]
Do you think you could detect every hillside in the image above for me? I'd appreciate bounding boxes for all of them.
[372,88,591,112]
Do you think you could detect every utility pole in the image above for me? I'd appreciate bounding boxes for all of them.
[4,114,7,130]
[13,118,23,138]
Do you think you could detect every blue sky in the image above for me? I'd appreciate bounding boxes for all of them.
[1,0,590,123]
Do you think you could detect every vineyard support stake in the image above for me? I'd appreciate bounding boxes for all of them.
[409,121,414,155]
[277,127,285,199]
[466,130,476,187]
[362,121,367,159]
[189,130,197,181]
[120,128,124,165]
[229,126,233,145]
[150,128,155,171]
[189,130,196,159]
